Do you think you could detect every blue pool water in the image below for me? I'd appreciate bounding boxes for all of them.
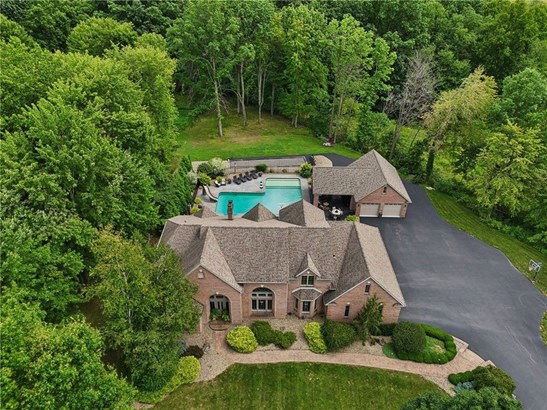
[215,178,302,216]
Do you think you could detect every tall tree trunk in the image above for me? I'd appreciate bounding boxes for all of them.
[214,79,223,138]
[333,95,344,144]
[389,121,403,161]
[328,92,338,140]
[270,84,275,117]
[425,149,435,182]
[293,113,298,128]
[236,69,241,114]
[240,62,247,127]
[257,66,263,122]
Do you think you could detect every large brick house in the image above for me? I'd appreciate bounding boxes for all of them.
[312,150,411,218]
[160,199,405,329]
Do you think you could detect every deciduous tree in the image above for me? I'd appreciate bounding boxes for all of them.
[91,230,200,391]
[67,16,137,56]
[1,286,135,409]
[468,123,545,217]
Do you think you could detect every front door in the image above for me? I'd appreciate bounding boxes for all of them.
[209,295,229,312]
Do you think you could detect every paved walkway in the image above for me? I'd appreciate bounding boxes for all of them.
[197,329,487,394]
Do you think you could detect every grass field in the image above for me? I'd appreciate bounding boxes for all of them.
[153,363,444,410]
[426,189,546,294]
[173,105,361,163]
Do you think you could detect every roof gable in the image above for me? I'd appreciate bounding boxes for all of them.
[279,200,329,227]
[195,206,217,218]
[295,253,321,277]
[196,229,242,292]
[242,203,276,222]
[312,150,411,203]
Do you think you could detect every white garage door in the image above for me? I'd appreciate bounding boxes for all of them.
[360,203,379,217]
[383,204,402,218]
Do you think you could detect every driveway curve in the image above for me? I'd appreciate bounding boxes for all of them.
[364,182,547,409]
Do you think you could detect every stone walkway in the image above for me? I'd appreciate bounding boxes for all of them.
[188,326,489,395]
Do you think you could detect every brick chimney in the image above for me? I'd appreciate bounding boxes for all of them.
[227,200,233,220]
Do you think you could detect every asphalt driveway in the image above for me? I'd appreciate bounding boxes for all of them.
[365,182,547,409]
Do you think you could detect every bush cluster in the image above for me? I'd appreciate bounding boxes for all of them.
[175,356,201,385]
[181,345,204,359]
[303,322,327,354]
[392,322,426,354]
[299,162,313,178]
[197,162,214,177]
[450,365,515,396]
[390,322,457,364]
[255,163,268,172]
[321,320,356,352]
[373,323,396,336]
[226,326,258,353]
[250,321,296,349]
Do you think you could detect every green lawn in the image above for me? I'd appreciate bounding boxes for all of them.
[426,189,546,294]
[173,105,361,163]
[153,363,444,410]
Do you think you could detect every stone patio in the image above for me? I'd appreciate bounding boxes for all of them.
[199,173,312,212]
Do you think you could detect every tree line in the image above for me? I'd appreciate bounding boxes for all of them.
[0,0,545,407]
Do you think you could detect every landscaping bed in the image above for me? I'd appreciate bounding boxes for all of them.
[381,322,458,364]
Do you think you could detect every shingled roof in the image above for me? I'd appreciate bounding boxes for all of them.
[195,206,217,218]
[242,203,276,222]
[160,199,405,306]
[312,150,411,203]
[279,200,330,228]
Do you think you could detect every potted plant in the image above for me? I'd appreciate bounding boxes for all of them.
[221,311,230,322]
[210,308,220,321]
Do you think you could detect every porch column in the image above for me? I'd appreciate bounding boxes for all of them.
[313,193,320,207]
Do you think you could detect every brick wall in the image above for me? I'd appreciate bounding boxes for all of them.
[288,276,332,318]
[325,279,402,323]
[356,186,408,217]
[241,283,288,319]
[188,266,243,324]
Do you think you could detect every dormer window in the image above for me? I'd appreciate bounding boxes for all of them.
[301,275,315,286]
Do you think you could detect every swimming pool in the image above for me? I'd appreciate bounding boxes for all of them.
[215,178,302,216]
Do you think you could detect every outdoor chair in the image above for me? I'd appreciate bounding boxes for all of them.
[221,178,226,185]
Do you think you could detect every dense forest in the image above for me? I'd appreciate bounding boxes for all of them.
[1,0,545,407]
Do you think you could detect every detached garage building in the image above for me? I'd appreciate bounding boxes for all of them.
[312,150,411,218]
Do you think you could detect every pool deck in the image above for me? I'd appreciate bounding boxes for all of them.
[201,174,311,214]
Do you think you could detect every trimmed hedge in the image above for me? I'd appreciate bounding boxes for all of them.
[448,370,474,385]
[226,326,258,353]
[176,356,201,385]
[386,323,457,364]
[255,163,268,172]
[474,365,516,396]
[304,322,327,354]
[450,365,515,396]
[392,322,426,354]
[276,330,297,349]
[251,321,276,345]
[249,321,296,349]
[321,320,356,352]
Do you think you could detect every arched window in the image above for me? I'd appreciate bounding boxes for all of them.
[251,287,273,312]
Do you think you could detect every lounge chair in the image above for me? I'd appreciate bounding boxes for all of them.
[214,180,221,188]
[221,178,226,186]
[251,172,258,179]
[234,177,241,185]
